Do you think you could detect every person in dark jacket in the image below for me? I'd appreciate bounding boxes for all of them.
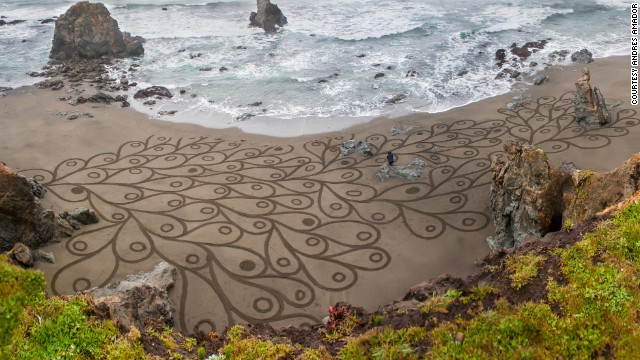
[386,151,394,166]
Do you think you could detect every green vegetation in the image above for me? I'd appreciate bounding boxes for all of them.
[0,255,145,359]
[338,327,426,360]
[426,201,640,358]
[369,315,383,327]
[219,325,294,359]
[505,253,546,290]
[5,195,640,359]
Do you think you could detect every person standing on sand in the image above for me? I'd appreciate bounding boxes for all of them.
[386,151,394,166]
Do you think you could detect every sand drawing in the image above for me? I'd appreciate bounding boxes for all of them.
[22,93,639,332]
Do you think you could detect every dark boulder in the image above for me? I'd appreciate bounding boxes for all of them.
[134,86,173,99]
[8,243,33,268]
[385,93,406,104]
[0,19,26,26]
[0,163,57,252]
[50,1,145,62]
[249,0,287,32]
[495,49,507,67]
[571,49,593,64]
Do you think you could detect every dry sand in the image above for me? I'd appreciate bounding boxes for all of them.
[1,56,638,332]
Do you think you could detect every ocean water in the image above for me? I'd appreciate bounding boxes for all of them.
[0,0,630,134]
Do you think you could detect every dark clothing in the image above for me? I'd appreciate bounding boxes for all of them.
[386,152,394,166]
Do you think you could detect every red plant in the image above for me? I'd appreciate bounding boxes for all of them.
[326,305,347,332]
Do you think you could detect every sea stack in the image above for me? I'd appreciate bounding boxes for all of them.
[574,68,611,126]
[249,0,287,33]
[50,1,144,62]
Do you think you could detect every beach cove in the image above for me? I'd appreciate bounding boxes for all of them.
[2,52,639,333]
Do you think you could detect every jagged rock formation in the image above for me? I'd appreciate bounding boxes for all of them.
[249,0,287,32]
[0,163,57,252]
[563,154,640,226]
[340,140,373,157]
[89,262,177,330]
[574,68,610,126]
[486,141,566,250]
[50,1,144,62]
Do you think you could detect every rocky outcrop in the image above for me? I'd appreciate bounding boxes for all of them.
[56,208,101,238]
[486,141,566,250]
[8,242,34,267]
[50,1,145,62]
[563,154,640,226]
[574,68,610,126]
[0,19,26,26]
[133,86,173,99]
[376,157,430,182]
[340,140,373,157]
[0,163,57,252]
[570,49,593,64]
[249,0,287,33]
[88,262,177,330]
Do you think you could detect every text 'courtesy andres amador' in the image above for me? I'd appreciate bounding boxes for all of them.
[632,3,638,105]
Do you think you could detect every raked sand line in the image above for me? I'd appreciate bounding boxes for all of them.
[23,92,640,332]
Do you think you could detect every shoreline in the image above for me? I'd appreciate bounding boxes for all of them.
[2,54,628,140]
[2,54,638,332]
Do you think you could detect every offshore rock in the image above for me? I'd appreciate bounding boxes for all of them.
[376,157,430,182]
[89,262,177,330]
[0,163,57,252]
[249,0,287,33]
[486,141,566,250]
[50,1,145,62]
[134,86,173,99]
[574,68,610,126]
[340,140,373,157]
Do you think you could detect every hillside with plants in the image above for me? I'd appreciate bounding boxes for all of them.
[3,191,640,359]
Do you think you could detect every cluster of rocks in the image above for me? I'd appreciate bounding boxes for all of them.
[390,125,419,136]
[376,157,430,182]
[493,37,595,83]
[0,163,57,254]
[486,141,640,250]
[67,91,130,107]
[0,162,101,266]
[495,40,549,69]
[36,79,65,90]
[249,0,287,32]
[340,140,373,157]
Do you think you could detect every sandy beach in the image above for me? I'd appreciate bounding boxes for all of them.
[1,55,638,332]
